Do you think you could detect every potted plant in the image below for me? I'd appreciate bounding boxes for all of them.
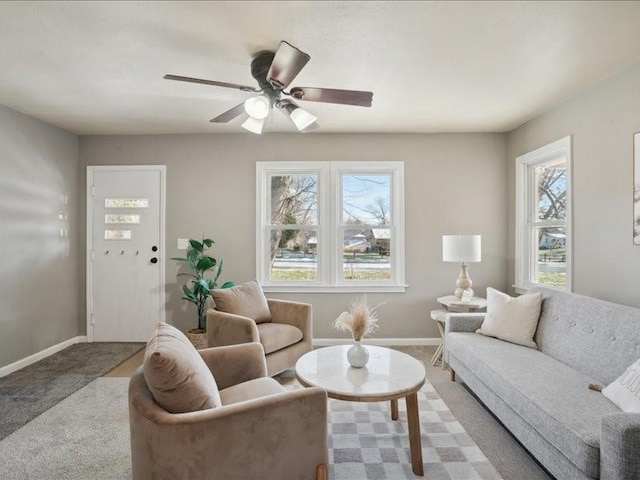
[172,237,234,348]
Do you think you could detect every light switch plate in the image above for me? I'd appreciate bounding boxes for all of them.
[177,238,189,250]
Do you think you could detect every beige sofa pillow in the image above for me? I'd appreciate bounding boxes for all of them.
[143,322,222,413]
[211,280,272,324]
[476,287,543,349]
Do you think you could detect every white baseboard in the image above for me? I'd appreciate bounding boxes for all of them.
[0,336,87,378]
[313,338,440,347]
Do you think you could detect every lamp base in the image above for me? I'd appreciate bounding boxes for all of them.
[454,264,473,300]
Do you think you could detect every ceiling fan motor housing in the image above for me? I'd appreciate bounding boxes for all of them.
[251,51,281,104]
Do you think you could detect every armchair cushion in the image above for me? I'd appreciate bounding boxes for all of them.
[257,323,304,354]
[143,322,222,413]
[211,280,272,324]
[219,377,285,405]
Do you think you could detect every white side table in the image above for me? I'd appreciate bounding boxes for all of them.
[430,295,487,366]
[437,295,487,312]
[429,309,448,365]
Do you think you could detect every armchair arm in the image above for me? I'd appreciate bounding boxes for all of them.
[601,412,640,480]
[267,299,312,341]
[198,343,267,390]
[207,308,259,347]
[130,379,328,480]
[445,313,486,335]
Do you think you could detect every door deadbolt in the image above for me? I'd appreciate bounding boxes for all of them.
[150,257,158,264]
[151,245,158,252]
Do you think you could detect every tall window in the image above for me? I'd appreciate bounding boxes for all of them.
[516,136,572,291]
[256,162,405,292]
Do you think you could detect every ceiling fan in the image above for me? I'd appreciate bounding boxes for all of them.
[164,41,373,134]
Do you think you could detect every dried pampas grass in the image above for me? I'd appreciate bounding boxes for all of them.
[333,295,384,341]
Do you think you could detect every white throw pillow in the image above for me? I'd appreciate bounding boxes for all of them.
[476,287,543,348]
[602,358,640,413]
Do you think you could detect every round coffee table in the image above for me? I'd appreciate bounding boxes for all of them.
[295,345,426,476]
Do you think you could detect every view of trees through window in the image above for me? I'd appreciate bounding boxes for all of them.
[534,163,567,288]
[269,174,318,281]
[268,173,393,281]
[341,174,391,280]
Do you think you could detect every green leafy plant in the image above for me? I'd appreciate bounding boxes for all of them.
[171,238,234,332]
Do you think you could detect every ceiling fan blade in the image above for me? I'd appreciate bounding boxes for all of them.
[266,41,310,89]
[164,74,259,92]
[288,87,373,107]
[210,103,246,123]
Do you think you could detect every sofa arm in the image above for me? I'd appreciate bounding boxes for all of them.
[601,412,640,480]
[267,299,312,341]
[199,343,267,390]
[445,313,486,335]
[207,308,259,347]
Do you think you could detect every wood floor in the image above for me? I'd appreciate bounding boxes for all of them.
[103,349,145,377]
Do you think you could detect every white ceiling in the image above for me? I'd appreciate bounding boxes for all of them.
[2,1,640,135]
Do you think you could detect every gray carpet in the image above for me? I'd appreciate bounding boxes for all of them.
[0,342,144,440]
[0,377,502,480]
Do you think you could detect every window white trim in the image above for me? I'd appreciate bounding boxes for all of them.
[515,136,572,291]
[256,161,406,293]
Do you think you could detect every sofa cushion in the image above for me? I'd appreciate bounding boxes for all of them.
[143,322,222,413]
[447,332,620,478]
[531,286,640,385]
[211,280,272,324]
[219,377,285,406]
[476,287,542,348]
[603,358,640,413]
[257,323,303,354]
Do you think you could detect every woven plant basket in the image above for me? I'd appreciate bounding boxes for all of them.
[186,329,208,350]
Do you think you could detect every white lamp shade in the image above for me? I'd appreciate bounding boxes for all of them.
[442,234,481,263]
[290,107,318,131]
[244,95,270,120]
[241,116,265,134]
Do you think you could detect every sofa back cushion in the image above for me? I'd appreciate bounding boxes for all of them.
[531,286,640,385]
[211,280,272,324]
[143,322,222,413]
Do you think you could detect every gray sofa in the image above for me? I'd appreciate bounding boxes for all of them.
[445,286,640,480]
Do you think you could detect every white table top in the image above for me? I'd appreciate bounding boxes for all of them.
[437,295,487,309]
[295,345,426,401]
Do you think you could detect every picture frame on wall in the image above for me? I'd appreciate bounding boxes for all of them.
[635,132,640,245]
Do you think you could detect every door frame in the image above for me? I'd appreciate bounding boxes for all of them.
[86,165,167,342]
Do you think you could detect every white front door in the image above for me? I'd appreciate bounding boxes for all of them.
[87,166,166,342]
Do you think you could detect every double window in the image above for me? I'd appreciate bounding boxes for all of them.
[515,136,572,291]
[256,161,405,292]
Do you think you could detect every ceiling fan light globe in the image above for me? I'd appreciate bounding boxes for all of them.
[241,116,265,134]
[244,95,270,119]
[290,107,318,131]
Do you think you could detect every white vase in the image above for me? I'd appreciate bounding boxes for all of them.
[347,340,369,368]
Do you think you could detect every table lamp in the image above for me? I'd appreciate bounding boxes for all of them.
[442,234,481,300]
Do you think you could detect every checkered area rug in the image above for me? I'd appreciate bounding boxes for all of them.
[323,382,502,480]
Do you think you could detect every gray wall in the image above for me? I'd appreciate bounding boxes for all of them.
[80,133,509,339]
[0,105,81,367]
[507,59,640,307]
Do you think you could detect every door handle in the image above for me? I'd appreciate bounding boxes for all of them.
[150,257,158,264]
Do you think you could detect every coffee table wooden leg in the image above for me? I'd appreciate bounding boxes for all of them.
[391,399,399,420]
[406,392,424,476]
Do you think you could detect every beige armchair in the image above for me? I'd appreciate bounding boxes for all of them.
[207,296,313,376]
[129,342,328,480]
